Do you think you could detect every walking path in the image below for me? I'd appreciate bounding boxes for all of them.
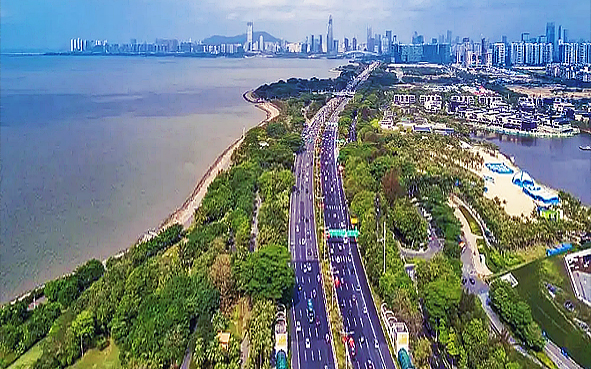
[452,199,493,277]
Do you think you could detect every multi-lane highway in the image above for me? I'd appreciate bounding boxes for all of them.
[289,63,379,369]
[289,99,339,369]
[319,96,396,369]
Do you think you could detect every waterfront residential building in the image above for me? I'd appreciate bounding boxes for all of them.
[451,95,476,105]
[393,95,416,105]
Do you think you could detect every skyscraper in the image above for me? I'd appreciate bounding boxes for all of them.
[385,30,392,55]
[446,30,452,44]
[352,37,357,51]
[521,32,530,42]
[546,22,555,43]
[310,35,315,53]
[327,15,334,54]
[558,25,562,41]
[563,29,569,43]
[246,22,253,51]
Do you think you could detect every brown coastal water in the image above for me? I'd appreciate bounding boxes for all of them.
[0,56,345,302]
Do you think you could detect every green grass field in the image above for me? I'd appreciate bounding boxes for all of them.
[512,256,591,368]
[67,339,121,369]
[6,341,43,369]
[459,206,482,236]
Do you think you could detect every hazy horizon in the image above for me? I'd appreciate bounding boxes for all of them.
[1,0,590,52]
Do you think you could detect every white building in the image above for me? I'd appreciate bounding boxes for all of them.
[392,95,416,104]
[246,22,253,51]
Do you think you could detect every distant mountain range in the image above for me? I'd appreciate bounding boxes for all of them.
[202,31,281,45]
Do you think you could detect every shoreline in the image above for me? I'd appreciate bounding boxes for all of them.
[4,92,280,306]
[157,95,279,231]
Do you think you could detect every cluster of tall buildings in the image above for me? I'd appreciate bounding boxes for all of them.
[68,18,590,72]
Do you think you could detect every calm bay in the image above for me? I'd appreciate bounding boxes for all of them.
[0,56,344,302]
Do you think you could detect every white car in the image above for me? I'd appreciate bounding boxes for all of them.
[296,321,301,332]
[305,338,311,348]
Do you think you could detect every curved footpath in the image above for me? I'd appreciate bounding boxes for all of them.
[159,93,279,230]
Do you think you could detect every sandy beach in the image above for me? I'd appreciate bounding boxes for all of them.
[158,100,280,231]
[469,146,536,218]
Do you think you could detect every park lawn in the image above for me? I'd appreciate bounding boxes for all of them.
[67,339,121,369]
[6,341,43,369]
[512,257,591,368]
[459,206,482,236]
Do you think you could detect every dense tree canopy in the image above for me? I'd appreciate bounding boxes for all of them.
[235,245,295,302]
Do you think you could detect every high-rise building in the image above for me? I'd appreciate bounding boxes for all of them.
[446,30,452,44]
[502,35,508,45]
[546,22,556,45]
[344,38,349,52]
[510,42,525,65]
[352,37,357,51]
[259,35,264,52]
[558,25,562,41]
[310,35,315,53]
[521,32,530,42]
[318,35,323,53]
[327,15,334,54]
[376,34,382,53]
[563,29,569,43]
[366,26,373,52]
[246,22,253,51]
[385,30,392,55]
[492,43,506,66]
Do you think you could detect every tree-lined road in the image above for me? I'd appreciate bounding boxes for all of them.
[289,100,339,369]
[320,100,396,369]
[289,63,380,369]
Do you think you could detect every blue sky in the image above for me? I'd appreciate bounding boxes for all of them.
[1,0,589,51]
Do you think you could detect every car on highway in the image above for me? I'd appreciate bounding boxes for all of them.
[305,338,311,349]
[374,339,379,349]
[367,360,374,369]
[296,320,301,332]
[352,294,356,303]
[312,289,317,299]
[316,317,321,327]
[561,347,569,358]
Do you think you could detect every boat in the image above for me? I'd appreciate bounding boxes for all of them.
[580,145,591,151]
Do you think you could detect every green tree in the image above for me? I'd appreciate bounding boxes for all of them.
[413,337,433,369]
[235,245,295,302]
[71,310,95,356]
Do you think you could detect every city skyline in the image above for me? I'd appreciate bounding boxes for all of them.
[1,0,589,52]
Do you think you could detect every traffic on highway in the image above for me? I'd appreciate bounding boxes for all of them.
[289,63,381,369]
[318,89,396,369]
